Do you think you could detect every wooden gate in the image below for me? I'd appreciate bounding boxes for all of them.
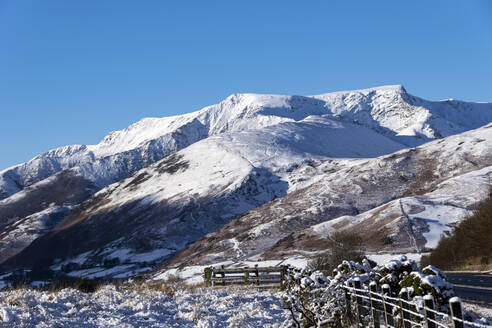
[204,266,286,288]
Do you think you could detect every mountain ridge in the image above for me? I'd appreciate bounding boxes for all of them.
[0,85,491,279]
[3,84,491,200]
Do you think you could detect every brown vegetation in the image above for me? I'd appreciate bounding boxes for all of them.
[420,188,492,270]
[308,231,365,273]
[43,278,104,293]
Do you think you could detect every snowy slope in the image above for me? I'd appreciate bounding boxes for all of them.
[0,169,98,262]
[165,123,492,268]
[313,85,492,143]
[2,85,491,200]
[3,137,286,270]
[280,165,492,256]
[2,115,408,272]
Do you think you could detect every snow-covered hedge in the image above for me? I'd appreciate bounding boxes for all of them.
[282,256,455,327]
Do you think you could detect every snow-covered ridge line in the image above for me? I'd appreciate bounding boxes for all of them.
[310,84,406,96]
[2,84,491,200]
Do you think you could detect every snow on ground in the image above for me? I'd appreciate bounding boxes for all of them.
[367,252,426,265]
[96,139,256,212]
[65,265,153,280]
[463,302,492,326]
[0,257,491,327]
[309,163,492,254]
[104,248,174,264]
[0,285,291,327]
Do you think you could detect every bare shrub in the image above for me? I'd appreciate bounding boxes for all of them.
[308,231,364,273]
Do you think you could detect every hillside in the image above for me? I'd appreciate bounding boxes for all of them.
[164,124,492,269]
[421,188,492,270]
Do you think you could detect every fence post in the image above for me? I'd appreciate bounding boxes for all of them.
[449,297,464,328]
[353,278,364,326]
[382,284,395,328]
[280,266,286,289]
[255,264,260,286]
[424,294,436,328]
[204,267,211,287]
[400,288,412,328]
[369,281,380,328]
[344,286,353,323]
[244,270,249,285]
[221,265,226,286]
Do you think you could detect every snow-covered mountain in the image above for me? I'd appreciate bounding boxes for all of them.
[0,114,408,271]
[3,85,491,200]
[1,85,491,277]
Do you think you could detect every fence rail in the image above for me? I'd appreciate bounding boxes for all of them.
[344,278,492,328]
[204,266,286,288]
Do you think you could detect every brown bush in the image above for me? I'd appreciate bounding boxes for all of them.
[308,231,364,273]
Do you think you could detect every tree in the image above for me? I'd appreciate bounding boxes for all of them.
[308,231,364,273]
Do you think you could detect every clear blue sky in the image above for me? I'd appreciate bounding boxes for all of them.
[1,0,491,169]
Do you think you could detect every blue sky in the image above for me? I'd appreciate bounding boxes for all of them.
[0,0,491,169]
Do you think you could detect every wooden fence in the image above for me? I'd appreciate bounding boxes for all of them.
[204,266,286,288]
[344,278,491,328]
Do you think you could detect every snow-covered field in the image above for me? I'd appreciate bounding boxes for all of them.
[1,254,492,328]
[0,281,490,328]
[0,285,292,327]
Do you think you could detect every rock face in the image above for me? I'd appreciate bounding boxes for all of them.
[1,85,491,277]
